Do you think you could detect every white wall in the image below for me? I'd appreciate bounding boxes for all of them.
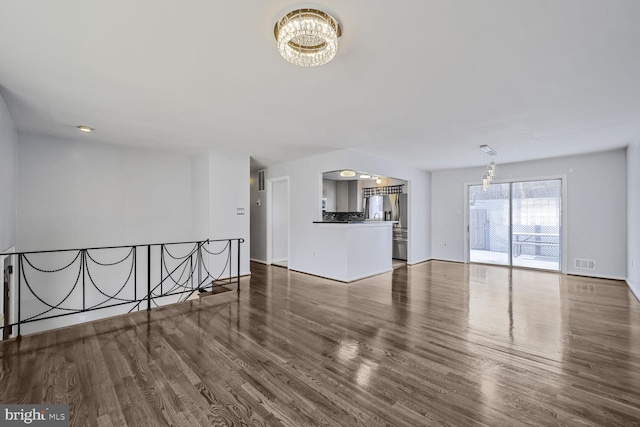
[209,150,250,275]
[191,155,210,239]
[0,91,17,253]
[432,149,627,279]
[627,142,640,299]
[14,137,250,334]
[17,134,200,251]
[266,149,431,278]
[16,134,250,265]
[271,179,289,262]
[267,150,347,276]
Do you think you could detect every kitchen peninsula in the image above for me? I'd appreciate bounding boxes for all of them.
[312,213,395,282]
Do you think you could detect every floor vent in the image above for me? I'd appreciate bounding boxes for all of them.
[575,259,596,270]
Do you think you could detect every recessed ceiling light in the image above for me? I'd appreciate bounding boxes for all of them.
[77,125,94,133]
[339,170,356,177]
[375,178,382,184]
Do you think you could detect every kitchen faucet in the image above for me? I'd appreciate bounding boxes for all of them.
[374,212,381,220]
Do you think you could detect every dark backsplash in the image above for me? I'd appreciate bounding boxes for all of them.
[322,212,365,222]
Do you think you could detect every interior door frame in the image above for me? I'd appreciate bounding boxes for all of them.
[464,175,567,274]
[266,176,290,267]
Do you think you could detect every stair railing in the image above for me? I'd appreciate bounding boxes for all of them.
[0,238,243,338]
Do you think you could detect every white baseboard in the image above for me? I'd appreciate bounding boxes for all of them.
[567,271,627,281]
[626,279,640,303]
[430,258,465,264]
[250,258,267,265]
[407,258,431,266]
[286,267,393,283]
[344,268,393,283]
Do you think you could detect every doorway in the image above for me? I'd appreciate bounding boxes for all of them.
[268,177,290,268]
[468,179,563,271]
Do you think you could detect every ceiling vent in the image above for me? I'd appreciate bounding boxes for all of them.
[574,259,596,270]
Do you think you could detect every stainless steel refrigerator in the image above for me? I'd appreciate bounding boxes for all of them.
[364,193,408,260]
[364,195,385,220]
[391,194,408,260]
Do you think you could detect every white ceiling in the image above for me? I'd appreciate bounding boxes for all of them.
[1,1,639,171]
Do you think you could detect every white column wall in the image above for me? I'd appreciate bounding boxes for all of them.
[271,179,289,262]
[0,91,17,253]
[267,150,348,276]
[209,150,250,275]
[190,155,210,240]
[627,142,640,299]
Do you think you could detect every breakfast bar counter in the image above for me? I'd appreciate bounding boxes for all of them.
[310,220,395,282]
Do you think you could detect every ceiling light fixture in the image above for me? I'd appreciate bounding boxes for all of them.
[480,145,497,191]
[375,178,382,184]
[274,8,342,67]
[77,125,94,133]
[359,174,371,179]
[339,170,356,177]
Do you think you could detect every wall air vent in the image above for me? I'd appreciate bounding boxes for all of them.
[258,169,265,192]
[574,259,596,270]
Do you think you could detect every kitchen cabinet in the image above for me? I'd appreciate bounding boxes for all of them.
[323,179,360,212]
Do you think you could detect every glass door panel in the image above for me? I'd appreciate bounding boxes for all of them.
[469,183,511,265]
[511,180,561,271]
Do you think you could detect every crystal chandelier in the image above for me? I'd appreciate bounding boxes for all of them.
[274,9,342,67]
[480,145,497,191]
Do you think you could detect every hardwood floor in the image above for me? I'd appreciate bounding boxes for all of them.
[1,261,639,426]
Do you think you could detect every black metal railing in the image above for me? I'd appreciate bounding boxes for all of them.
[1,238,244,338]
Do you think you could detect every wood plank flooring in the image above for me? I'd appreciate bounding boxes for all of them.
[1,260,640,426]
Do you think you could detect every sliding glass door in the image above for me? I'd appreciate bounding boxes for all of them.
[511,180,561,270]
[469,183,510,266]
[469,179,561,271]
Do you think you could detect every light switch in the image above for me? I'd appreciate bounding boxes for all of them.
[237,208,245,215]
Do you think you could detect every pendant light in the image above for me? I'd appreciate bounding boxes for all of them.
[480,145,497,190]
